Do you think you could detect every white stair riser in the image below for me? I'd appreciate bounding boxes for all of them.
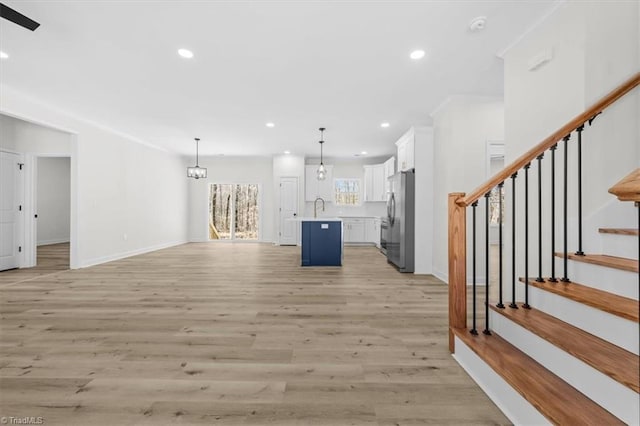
[555,258,638,299]
[453,336,550,426]
[529,286,639,354]
[492,314,639,425]
[600,233,638,260]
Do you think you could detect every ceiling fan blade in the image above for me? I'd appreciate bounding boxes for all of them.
[0,2,40,31]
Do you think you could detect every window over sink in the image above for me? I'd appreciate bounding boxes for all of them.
[334,178,361,206]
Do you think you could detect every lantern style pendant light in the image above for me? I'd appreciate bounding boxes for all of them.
[187,137,207,179]
[317,127,327,181]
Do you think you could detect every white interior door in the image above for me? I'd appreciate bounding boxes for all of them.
[279,177,298,245]
[0,151,22,271]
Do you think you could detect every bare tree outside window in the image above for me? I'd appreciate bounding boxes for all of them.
[489,186,504,225]
[209,184,259,240]
[334,179,361,205]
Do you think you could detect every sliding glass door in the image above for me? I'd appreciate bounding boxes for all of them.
[209,184,259,240]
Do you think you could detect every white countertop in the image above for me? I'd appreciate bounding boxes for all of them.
[289,217,343,222]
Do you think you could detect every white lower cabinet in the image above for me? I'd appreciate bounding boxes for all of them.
[366,218,381,247]
[343,218,366,243]
[342,217,381,245]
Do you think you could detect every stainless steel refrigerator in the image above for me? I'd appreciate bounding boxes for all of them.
[386,169,415,272]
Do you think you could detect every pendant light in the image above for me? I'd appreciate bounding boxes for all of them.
[187,137,207,179]
[317,127,327,181]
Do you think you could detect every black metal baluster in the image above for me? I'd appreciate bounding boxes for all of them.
[497,183,505,309]
[575,125,585,256]
[549,144,558,282]
[483,192,491,335]
[536,154,544,282]
[523,164,531,309]
[471,202,478,335]
[510,173,518,309]
[562,134,571,282]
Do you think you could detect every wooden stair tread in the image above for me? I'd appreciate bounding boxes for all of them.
[519,277,639,322]
[609,168,640,202]
[599,228,639,236]
[555,252,639,273]
[453,327,624,425]
[490,305,640,393]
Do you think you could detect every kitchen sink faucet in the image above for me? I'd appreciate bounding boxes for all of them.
[314,197,325,218]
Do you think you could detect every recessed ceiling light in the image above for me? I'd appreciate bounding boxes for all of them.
[266,122,275,128]
[410,49,425,60]
[380,122,390,128]
[284,150,291,155]
[361,151,368,155]
[0,51,8,60]
[178,48,194,59]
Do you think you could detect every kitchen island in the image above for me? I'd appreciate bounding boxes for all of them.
[300,218,343,266]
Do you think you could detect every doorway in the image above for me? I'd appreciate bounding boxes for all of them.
[35,156,71,269]
[209,183,260,241]
[279,177,299,245]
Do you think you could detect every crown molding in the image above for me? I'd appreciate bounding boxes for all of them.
[495,0,567,59]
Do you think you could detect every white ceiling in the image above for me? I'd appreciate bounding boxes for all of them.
[0,0,558,158]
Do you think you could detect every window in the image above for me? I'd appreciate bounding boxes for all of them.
[334,178,361,206]
[209,184,259,240]
[489,186,504,225]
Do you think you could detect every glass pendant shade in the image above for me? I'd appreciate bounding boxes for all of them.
[187,137,207,179]
[317,163,326,181]
[187,166,207,179]
[317,127,326,181]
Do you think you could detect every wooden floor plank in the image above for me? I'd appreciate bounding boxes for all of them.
[453,327,625,425]
[490,305,640,392]
[556,252,639,272]
[519,277,639,322]
[0,243,508,425]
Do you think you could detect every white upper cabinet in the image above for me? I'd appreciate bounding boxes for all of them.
[305,164,333,202]
[364,156,394,202]
[395,128,416,171]
[383,156,395,195]
[363,164,385,202]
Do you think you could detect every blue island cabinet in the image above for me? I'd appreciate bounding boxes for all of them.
[301,220,342,266]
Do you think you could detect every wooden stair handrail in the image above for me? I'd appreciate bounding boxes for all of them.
[459,71,640,207]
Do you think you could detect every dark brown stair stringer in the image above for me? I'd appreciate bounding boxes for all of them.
[599,228,639,236]
[555,253,639,273]
[518,277,639,322]
[452,327,624,425]
[490,305,640,393]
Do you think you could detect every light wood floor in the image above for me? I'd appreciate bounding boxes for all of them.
[0,243,70,286]
[0,243,509,425]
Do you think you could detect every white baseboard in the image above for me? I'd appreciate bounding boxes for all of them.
[77,239,188,269]
[37,238,70,246]
[432,267,488,286]
[432,267,448,284]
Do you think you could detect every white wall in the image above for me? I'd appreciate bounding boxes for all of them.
[187,156,274,243]
[303,157,389,218]
[0,88,189,268]
[37,157,70,246]
[0,114,72,154]
[414,126,434,275]
[432,98,505,283]
[503,0,639,300]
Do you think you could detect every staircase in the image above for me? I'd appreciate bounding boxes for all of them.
[448,73,640,425]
